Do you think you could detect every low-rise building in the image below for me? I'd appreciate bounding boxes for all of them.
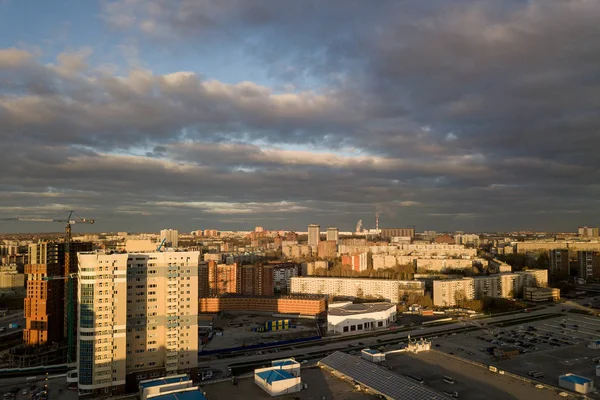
[327,302,396,334]
[254,360,302,397]
[558,373,595,394]
[290,276,424,303]
[361,349,385,363]
[523,287,560,302]
[198,294,327,316]
[139,375,192,400]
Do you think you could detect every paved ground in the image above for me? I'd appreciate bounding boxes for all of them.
[203,314,319,350]
[385,351,565,400]
[202,367,376,400]
[0,375,75,400]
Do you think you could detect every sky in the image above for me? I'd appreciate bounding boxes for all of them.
[1,0,599,234]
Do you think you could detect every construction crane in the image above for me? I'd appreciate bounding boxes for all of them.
[157,238,167,251]
[0,210,94,363]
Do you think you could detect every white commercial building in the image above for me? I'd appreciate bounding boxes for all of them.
[290,277,424,303]
[327,302,397,334]
[558,374,594,394]
[254,359,302,397]
[77,251,199,396]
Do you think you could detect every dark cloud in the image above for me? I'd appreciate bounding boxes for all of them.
[1,1,599,232]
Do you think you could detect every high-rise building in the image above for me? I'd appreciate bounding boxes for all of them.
[549,249,570,279]
[206,261,238,295]
[308,224,320,248]
[159,229,179,248]
[317,240,337,259]
[24,241,91,348]
[326,227,339,243]
[77,251,199,396]
[578,251,600,280]
[579,227,600,238]
[240,265,274,296]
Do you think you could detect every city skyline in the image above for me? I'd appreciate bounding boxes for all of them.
[2,1,600,233]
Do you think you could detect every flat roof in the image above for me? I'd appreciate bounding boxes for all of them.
[319,352,448,400]
[560,374,592,384]
[140,376,189,389]
[362,349,379,354]
[150,390,206,400]
[272,359,298,367]
[256,369,295,384]
[328,302,396,316]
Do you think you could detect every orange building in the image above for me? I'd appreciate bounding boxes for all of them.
[199,294,327,316]
[23,263,63,345]
[318,240,337,259]
[240,264,274,296]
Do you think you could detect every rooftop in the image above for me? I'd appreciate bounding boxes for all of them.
[560,374,592,385]
[328,302,396,316]
[149,390,207,400]
[362,349,380,355]
[272,359,299,367]
[319,352,447,400]
[256,369,295,385]
[139,376,189,389]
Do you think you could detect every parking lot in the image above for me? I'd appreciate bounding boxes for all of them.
[384,351,564,399]
[432,310,600,397]
[0,376,76,400]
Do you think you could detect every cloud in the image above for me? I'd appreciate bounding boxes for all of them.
[2,1,600,232]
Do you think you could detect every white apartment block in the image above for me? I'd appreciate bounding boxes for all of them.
[415,258,476,272]
[159,229,179,248]
[433,278,475,307]
[77,251,199,396]
[290,277,424,303]
[433,269,548,307]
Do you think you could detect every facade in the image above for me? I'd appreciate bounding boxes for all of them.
[198,294,327,316]
[308,224,320,248]
[579,227,600,238]
[240,265,274,296]
[254,363,302,397]
[433,278,475,307]
[578,251,600,280]
[290,277,424,303]
[380,228,415,239]
[270,263,298,294]
[433,270,548,307]
[549,249,570,278]
[0,265,25,290]
[24,262,63,345]
[523,287,560,302]
[434,234,455,244]
[301,261,328,276]
[206,261,238,295]
[159,229,179,248]
[341,253,368,272]
[77,251,199,396]
[317,240,337,259]
[327,302,396,334]
[326,228,339,243]
[416,258,474,272]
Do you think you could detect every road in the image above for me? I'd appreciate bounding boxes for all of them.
[0,312,25,339]
[200,300,578,377]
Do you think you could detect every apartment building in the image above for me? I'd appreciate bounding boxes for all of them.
[317,240,337,259]
[549,249,570,278]
[308,224,320,248]
[0,265,24,290]
[326,228,339,243]
[270,262,298,294]
[198,294,327,316]
[77,251,199,396]
[341,253,368,272]
[289,277,424,303]
[415,258,475,272]
[206,261,237,295]
[240,264,274,296]
[578,251,600,280]
[433,278,475,307]
[380,228,415,239]
[159,229,179,248]
[433,270,548,307]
